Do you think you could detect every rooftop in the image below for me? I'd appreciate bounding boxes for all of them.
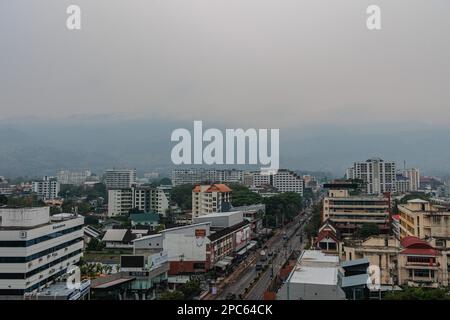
[289,266,338,285]
[195,211,242,219]
[287,250,341,285]
[102,229,129,242]
[407,199,429,204]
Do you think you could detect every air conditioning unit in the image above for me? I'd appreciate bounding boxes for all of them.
[19,231,27,239]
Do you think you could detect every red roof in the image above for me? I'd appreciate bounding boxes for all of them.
[400,236,438,256]
[315,229,339,245]
[193,184,232,193]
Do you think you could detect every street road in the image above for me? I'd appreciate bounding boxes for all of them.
[213,207,313,300]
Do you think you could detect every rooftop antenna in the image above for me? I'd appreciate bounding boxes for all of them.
[404,160,406,170]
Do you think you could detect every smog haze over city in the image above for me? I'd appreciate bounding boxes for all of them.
[1,0,450,177]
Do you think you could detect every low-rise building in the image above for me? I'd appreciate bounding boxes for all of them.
[343,236,399,285]
[277,250,346,300]
[343,235,449,288]
[398,236,448,287]
[232,204,265,237]
[398,199,450,240]
[102,229,151,249]
[133,216,252,275]
[130,212,160,228]
[322,186,390,236]
[313,220,341,254]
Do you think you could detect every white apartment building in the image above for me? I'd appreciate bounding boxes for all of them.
[401,168,420,192]
[132,186,170,216]
[192,184,232,218]
[32,176,60,200]
[0,207,84,299]
[56,170,91,185]
[250,169,303,195]
[346,158,396,195]
[108,189,133,217]
[105,169,136,189]
[171,169,244,186]
[108,186,170,217]
[395,174,411,194]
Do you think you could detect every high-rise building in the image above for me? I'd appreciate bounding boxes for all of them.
[56,170,91,185]
[0,207,84,299]
[192,184,232,218]
[401,168,420,192]
[108,189,133,217]
[250,169,303,195]
[171,169,243,186]
[32,176,60,200]
[105,169,136,189]
[395,174,411,194]
[346,158,396,195]
[108,186,170,217]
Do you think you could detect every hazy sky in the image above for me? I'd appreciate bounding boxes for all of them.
[1,0,450,128]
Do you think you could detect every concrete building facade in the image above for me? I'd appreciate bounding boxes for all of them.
[0,207,84,299]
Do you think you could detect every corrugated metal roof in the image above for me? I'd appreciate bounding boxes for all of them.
[341,273,369,288]
[341,258,369,268]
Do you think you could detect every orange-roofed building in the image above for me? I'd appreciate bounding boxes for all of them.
[192,184,233,218]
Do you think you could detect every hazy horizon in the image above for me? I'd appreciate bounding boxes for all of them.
[1,1,449,177]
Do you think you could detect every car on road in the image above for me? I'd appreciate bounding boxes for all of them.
[255,263,263,271]
[225,293,236,300]
[268,251,273,257]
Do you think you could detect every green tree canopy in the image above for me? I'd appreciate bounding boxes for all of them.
[355,223,380,239]
[159,290,185,300]
[179,280,202,299]
[263,192,303,226]
[228,183,262,207]
[170,184,193,210]
[384,287,450,300]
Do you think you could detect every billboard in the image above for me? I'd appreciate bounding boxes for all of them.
[120,255,145,269]
[235,226,251,249]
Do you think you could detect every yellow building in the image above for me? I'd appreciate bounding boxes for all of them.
[398,199,450,240]
[322,188,390,236]
[343,236,399,285]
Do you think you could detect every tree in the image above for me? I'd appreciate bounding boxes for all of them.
[179,280,202,299]
[6,195,45,207]
[263,192,302,227]
[355,223,380,239]
[228,183,262,207]
[171,184,193,210]
[304,203,322,239]
[84,215,99,226]
[384,287,450,300]
[86,238,105,251]
[0,195,8,205]
[399,192,430,204]
[159,290,185,300]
